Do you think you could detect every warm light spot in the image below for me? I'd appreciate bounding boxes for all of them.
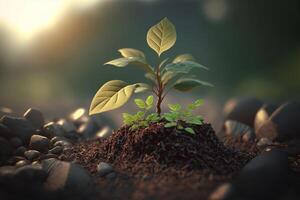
[0,0,103,42]
[70,108,86,121]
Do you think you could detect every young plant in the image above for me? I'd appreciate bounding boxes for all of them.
[89,17,213,116]
[163,99,204,134]
[123,95,160,130]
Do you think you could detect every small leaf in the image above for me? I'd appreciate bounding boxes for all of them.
[173,78,214,92]
[118,48,145,58]
[146,113,160,122]
[135,83,151,93]
[168,104,181,111]
[165,61,209,74]
[136,111,145,118]
[164,122,177,128]
[184,127,195,134]
[173,54,195,63]
[134,99,146,109]
[194,99,204,107]
[146,17,177,56]
[105,57,155,74]
[158,58,170,69]
[146,95,154,107]
[145,73,157,83]
[161,71,177,85]
[89,80,137,115]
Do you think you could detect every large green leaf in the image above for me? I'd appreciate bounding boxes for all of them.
[173,54,195,63]
[146,17,177,56]
[173,78,214,92]
[118,48,145,58]
[89,80,138,115]
[165,61,209,74]
[105,57,154,74]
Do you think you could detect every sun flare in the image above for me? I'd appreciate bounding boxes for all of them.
[0,0,102,42]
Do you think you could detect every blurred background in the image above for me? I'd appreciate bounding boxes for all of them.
[0,0,299,122]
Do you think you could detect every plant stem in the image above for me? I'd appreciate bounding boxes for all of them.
[155,62,163,115]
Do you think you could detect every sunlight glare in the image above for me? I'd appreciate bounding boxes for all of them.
[0,0,103,42]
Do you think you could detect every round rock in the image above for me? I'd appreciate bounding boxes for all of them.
[23,108,45,129]
[13,146,26,156]
[29,135,50,153]
[255,101,300,142]
[49,146,63,155]
[223,97,263,127]
[0,123,13,139]
[24,150,41,161]
[0,116,35,144]
[254,104,278,134]
[97,162,113,177]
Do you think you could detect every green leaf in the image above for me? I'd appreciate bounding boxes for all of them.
[146,113,160,122]
[146,17,177,56]
[194,99,204,107]
[89,80,137,115]
[136,111,145,118]
[168,104,181,111]
[165,61,209,74]
[118,48,145,58]
[163,113,177,122]
[177,125,184,130]
[134,99,146,109]
[161,71,177,85]
[164,122,177,128]
[145,73,157,83]
[158,58,170,69]
[187,117,203,125]
[173,78,214,92]
[105,57,155,74]
[173,54,195,63]
[134,83,151,93]
[146,95,154,107]
[122,113,136,125]
[184,127,195,134]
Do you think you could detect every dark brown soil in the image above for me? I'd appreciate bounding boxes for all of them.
[63,122,255,200]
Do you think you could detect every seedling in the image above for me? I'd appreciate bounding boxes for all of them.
[89,17,212,116]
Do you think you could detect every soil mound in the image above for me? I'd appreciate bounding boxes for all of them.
[98,122,252,175]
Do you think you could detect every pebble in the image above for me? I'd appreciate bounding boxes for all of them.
[95,126,112,139]
[29,134,50,153]
[57,119,76,133]
[42,158,92,191]
[23,108,45,129]
[254,104,277,134]
[223,97,263,127]
[24,150,41,161]
[0,116,35,144]
[15,160,30,168]
[223,120,254,138]
[43,122,65,138]
[50,136,65,146]
[14,165,48,182]
[97,162,113,177]
[255,101,300,142]
[54,140,72,148]
[234,150,290,199]
[49,146,63,155]
[9,137,23,148]
[40,153,58,160]
[257,137,272,148]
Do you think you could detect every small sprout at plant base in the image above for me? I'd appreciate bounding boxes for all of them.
[89,17,213,117]
[123,95,161,130]
[163,99,204,135]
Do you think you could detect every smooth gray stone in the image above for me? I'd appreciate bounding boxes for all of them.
[222,150,290,200]
[29,134,50,153]
[97,162,113,177]
[49,146,63,155]
[24,150,41,161]
[23,108,45,129]
[42,158,92,191]
[0,116,35,144]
